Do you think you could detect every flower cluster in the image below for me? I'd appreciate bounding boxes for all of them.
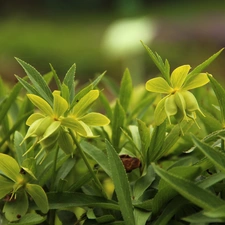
[145,65,209,125]
[23,90,110,157]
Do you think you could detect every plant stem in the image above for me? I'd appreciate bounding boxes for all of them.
[51,146,59,191]
[69,130,107,198]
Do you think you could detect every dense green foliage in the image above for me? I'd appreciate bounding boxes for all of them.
[0,43,224,225]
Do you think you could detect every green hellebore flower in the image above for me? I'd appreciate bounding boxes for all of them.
[24,90,110,156]
[0,154,48,222]
[146,65,209,125]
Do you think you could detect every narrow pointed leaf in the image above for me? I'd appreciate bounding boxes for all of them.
[63,63,76,103]
[70,72,105,109]
[148,120,166,162]
[146,77,172,93]
[112,100,126,150]
[0,82,22,125]
[141,42,170,82]
[16,58,53,105]
[25,183,49,213]
[188,48,224,77]
[152,164,225,210]
[208,75,225,125]
[81,141,111,176]
[119,68,132,111]
[106,140,135,225]
[192,135,225,174]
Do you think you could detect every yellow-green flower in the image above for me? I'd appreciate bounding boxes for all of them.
[23,90,110,156]
[146,65,209,125]
[0,154,48,222]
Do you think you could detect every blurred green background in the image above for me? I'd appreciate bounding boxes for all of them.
[0,0,225,85]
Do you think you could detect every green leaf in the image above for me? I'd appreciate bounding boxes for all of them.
[54,157,76,188]
[21,158,36,180]
[0,153,21,182]
[15,75,39,96]
[112,100,126,150]
[25,183,49,213]
[152,164,225,211]
[141,42,170,83]
[49,63,62,90]
[0,82,22,125]
[204,204,225,219]
[42,192,119,210]
[63,63,76,103]
[16,58,53,106]
[183,211,225,223]
[14,132,27,166]
[187,48,224,77]
[119,68,133,111]
[81,141,110,176]
[3,190,28,222]
[148,120,166,162]
[70,72,105,109]
[208,75,225,125]
[8,213,46,225]
[152,165,200,215]
[134,208,151,225]
[133,165,155,200]
[99,91,113,121]
[106,140,135,225]
[137,119,151,158]
[192,135,225,174]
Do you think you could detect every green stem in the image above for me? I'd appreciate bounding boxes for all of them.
[69,130,107,198]
[51,146,59,191]
[221,138,225,151]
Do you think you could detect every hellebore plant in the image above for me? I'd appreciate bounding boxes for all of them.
[145,65,209,126]
[0,44,225,225]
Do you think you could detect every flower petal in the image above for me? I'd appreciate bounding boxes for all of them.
[171,65,191,89]
[40,121,61,142]
[27,94,53,116]
[72,90,99,118]
[154,96,168,125]
[79,112,110,126]
[174,92,187,118]
[0,176,14,199]
[53,91,68,118]
[146,77,172,93]
[78,121,96,137]
[182,73,209,90]
[61,117,87,136]
[26,113,44,126]
[0,153,20,182]
[165,95,177,123]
